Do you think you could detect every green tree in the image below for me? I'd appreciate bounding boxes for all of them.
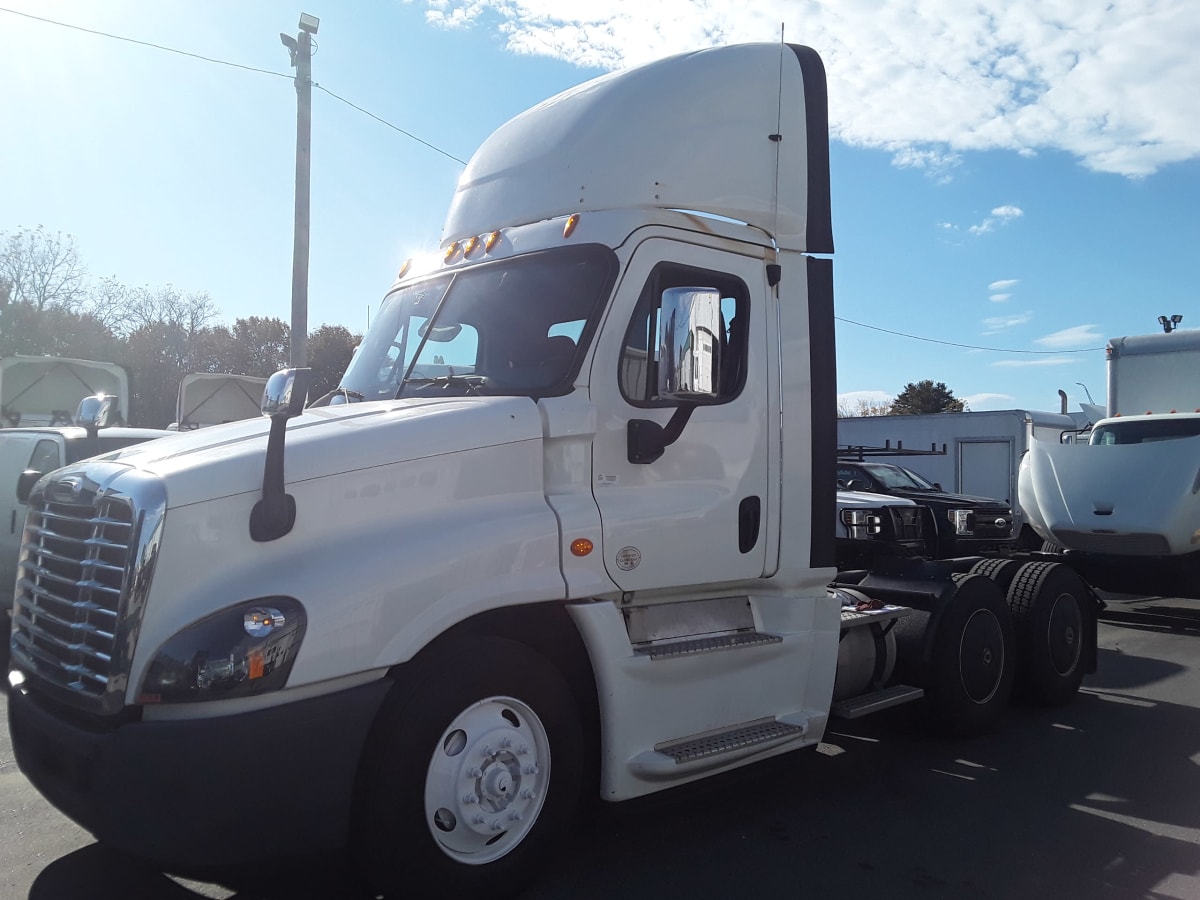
[889,380,967,415]
[227,317,291,377]
[306,324,361,400]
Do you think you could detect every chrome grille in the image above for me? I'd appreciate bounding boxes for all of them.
[11,463,166,715]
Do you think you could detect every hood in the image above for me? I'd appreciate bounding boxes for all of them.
[836,490,917,508]
[103,396,545,509]
[888,487,1009,508]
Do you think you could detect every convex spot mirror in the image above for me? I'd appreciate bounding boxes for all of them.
[261,369,311,419]
[76,394,118,430]
[655,287,721,403]
[16,469,42,504]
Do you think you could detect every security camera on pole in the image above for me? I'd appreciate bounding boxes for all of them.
[280,13,319,368]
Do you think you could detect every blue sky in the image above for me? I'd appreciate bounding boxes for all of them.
[2,0,1197,414]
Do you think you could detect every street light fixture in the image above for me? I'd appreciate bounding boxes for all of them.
[1158,314,1183,333]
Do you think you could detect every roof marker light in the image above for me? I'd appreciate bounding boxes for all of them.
[463,236,480,257]
[444,241,462,264]
[484,230,501,253]
[563,214,580,238]
[397,259,412,279]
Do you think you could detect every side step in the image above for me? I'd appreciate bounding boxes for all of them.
[831,684,924,720]
[629,717,805,777]
[634,630,782,660]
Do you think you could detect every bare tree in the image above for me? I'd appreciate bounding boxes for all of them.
[0,226,88,312]
[837,396,894,417]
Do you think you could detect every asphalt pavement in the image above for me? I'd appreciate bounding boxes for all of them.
[2,596,1199,900]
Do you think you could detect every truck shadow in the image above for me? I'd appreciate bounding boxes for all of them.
[27,648,1200,900]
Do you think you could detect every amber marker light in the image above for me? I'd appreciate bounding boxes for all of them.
[484,230,502,253]
[463,236,480,257]
[397,259,412,279]
[563,214,580,238]
[570,538,594,557]
[444,241,462,263]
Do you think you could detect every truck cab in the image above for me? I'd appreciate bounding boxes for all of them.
[8,43,1095,900]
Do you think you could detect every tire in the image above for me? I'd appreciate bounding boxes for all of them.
[969,557,1022,595]
[924,573,1015,736]
[1006,562,1088,706]
[353,636,584,899]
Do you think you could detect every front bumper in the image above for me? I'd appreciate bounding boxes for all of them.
[8,677,392,866]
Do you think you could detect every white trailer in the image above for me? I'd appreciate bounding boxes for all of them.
[0,355,128,428]
[9,44,1099,899]
[837,409,1080,545]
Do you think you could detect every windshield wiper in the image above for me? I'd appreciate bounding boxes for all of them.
[396,372,486,397]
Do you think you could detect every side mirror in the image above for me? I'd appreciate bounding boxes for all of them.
[261,368,310,419]
[655,287,721,403]
[251,368,312,542]
[845,479,871,493]
[76,394,118,431]
[17,469,42,504]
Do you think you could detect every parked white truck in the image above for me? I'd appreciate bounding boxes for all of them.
[1020,331,1200,596]
[0,355,128,428]
[8,44,1098,898]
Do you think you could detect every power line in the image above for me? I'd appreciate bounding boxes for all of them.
[835,316,1104,354]
[0,6,292,79]
[314,85,466,165]
[0,5,467,164]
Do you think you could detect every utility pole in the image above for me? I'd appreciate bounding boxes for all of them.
[281,13,319,367]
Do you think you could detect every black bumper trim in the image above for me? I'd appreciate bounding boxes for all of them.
[9,677,392,866]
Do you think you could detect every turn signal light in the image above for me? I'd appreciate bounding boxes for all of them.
[563,214,580,238]
[570,538,593,557]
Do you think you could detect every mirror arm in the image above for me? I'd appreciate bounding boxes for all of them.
[250,414,297,542]
[627,403,696,465]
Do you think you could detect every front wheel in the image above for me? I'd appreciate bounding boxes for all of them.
[353,636,584,899]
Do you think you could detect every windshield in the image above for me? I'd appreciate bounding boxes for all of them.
[1090,417,1200,445]
[864,464,937,491]
[336,245,616,402]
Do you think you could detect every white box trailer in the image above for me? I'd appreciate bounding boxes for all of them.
[837,409,1081,545]
[0,355,128,428]
[1106,331,1200,416]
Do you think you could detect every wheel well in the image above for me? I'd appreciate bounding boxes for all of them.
[383,601,602,798]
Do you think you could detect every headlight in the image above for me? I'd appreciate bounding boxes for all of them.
[950,509,975,534]
[841,508,883,537]
[138,597,306,704]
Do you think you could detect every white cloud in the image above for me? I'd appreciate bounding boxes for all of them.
[1035,324,1105,348]
[991,357,1076,367]
[837,389,893,405]
[969,205,1025,234]
[983,311,1032,333]
[413,0,1200,176]
[988,279,1020,291]
[989,293,1011,303]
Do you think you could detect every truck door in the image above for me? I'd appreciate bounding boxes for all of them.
[0,433,61,592]
[959,440,1012,503]
[589,239,773,592]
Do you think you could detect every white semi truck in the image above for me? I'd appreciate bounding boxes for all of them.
[8,44,1097,898]
[1020,331,1200,596]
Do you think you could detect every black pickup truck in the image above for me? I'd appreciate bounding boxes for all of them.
[836,460,1015,558]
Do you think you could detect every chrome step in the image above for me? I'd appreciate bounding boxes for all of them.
[831,684,924,719]
[634,630,782,660]
[839,605,910,631]
[658,717,802,763]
